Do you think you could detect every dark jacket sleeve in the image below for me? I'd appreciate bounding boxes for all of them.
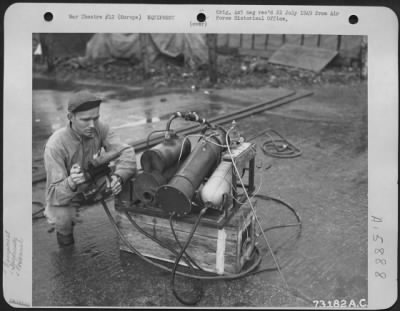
[101,124,137,183]
[44,146,77,206]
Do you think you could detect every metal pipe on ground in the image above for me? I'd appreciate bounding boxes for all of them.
[130,91,312,153]
[127,91,297,151]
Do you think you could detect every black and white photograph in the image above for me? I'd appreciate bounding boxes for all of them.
[30,32,369,307]
[2,3,398,309]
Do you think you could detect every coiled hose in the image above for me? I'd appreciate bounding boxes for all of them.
[261,129,302,158]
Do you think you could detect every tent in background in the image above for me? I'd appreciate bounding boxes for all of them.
[82,33,209,68]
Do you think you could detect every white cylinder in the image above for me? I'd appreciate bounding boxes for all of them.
[200,161,232,206]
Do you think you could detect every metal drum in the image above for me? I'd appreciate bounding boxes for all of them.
[156,128,226,216]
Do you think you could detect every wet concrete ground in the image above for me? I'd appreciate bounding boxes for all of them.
[32,79,367,307]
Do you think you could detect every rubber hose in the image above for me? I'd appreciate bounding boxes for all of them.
[169,213,207,272]
[170,207,208,305]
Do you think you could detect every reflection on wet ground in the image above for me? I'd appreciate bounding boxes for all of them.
[32,79,243,185]
[32,80,241,150]
[33,78,367,307]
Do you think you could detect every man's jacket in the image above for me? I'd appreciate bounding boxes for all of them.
[44,121,136,207]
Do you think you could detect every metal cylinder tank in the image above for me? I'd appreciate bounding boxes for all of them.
[156,128,226,216]
[140,135,191,173]
[200,161,232,206]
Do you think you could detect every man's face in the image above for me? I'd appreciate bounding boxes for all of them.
[69,106,100,138]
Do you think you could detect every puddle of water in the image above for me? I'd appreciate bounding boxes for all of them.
[113,117,161,129]
[32,78,243,144]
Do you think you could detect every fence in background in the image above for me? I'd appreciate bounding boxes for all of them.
[217,34,364,61]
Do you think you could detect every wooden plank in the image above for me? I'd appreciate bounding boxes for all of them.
[118,217,238,274]
[119,222,238,258]
[285,34,302,45]
[120,215,237,255]
[118,204,254,241]
[119,235,224,272]
[118,212,242,249]
[268,43,338,72]
[120,243,237,274]
[122,213,232,239]
[303,34,319,47]
[119,213,239,253]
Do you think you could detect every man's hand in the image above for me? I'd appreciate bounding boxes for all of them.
[109,175,122,195]
[69,164,85,188]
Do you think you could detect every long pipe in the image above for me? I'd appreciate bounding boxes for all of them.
[32,91,312,184]
[129,91,313,153]
[126,91,297,150]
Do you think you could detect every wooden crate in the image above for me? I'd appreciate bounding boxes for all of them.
[114,201,256,275]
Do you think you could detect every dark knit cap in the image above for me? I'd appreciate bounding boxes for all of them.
[68,91,101,113]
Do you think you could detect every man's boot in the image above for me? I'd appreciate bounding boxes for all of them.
[57,232,74,247]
